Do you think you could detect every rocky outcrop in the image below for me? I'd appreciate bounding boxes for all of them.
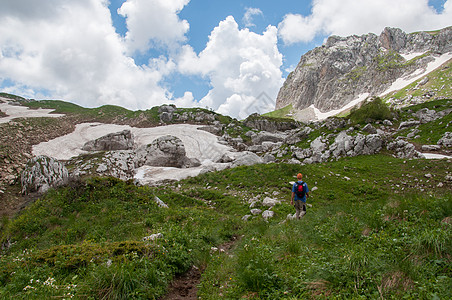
[21,156,68,194]
[437,132,452,148]
[231,152,264,167]
[276,26,452,116]
[82,130,134,151]
[387,138,424,158]
[243,114,298,132]
[134,135,200,168]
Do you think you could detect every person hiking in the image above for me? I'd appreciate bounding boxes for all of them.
[291,173,309,219]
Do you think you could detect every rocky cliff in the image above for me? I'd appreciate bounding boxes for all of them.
[276,27,452,119]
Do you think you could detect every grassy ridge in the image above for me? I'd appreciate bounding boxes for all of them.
[1,155,451,299]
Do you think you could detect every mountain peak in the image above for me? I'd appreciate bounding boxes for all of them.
[276,26,452,121]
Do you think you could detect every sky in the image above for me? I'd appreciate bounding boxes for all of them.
[0,0,451,119]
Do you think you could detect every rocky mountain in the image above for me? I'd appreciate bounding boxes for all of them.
[276,26,452,120]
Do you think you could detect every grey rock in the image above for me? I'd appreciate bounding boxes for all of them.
[262,197,281,207]
[285,127,313,144]
[250,208,262,215]
[288,158,302,164]
[262,210,275,221]
[160,112,173,123]
[143,233,163,241]
[363,124,377,134]
[155,196,169,208]
[231,152,264,167]
[82,130,134,151]
[158,105,176,114]
[21,155,69,194]
[399,121,420,130]
[421,145,441,151]
[242,215,252,221]
[263,153,276,163]
[216,153,234,163]
[387,139,424,158]
[437,132,452,148]
[243,113,298,132]
[134,135,197,168]
[310,136,327,153]
[197,125,222,136]
[252,131,286,145]
[383,120,393,126]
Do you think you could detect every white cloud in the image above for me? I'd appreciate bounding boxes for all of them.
[242,7,263,28]
[0,0,197,110]
[278,0,452,45]
[178,16,284,119]
[118,0,190,53]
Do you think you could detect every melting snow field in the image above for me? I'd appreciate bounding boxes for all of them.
[380,52,452,96]
[32,123,235,185]
[0,99,65,123]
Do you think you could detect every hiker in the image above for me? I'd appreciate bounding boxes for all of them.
[291,173,309,219]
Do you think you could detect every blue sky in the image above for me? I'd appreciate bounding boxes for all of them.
[0,0,450,118]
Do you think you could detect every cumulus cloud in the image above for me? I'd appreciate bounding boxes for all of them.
[242,7,263,28]
[118,0,190,53]
[178,16,284,119]
[0,0,196,110]
[278,0,452,45]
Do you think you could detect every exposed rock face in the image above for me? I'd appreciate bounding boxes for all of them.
[82,130,134,151]
[21,156,68,194]
[276,26,452,114]
[387,139,424,158]
[437,132,452,148]
[243,114,298,132]
[134,135,200,168]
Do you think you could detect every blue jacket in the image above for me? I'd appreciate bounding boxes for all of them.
[292,181,308,202]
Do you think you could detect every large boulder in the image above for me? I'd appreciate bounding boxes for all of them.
[134,135,200,168]
[21,156,69,194]
[251,131,287,145]
[82,130,134,151]
[231,152,264,167]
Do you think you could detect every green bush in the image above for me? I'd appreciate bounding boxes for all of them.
[349,97,395,124]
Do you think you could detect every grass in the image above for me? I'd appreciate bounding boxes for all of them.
[3,154,449,298]
[395,99,452,145]
[263,104,294,119]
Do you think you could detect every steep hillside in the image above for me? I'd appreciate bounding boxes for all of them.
[276,27,452,121]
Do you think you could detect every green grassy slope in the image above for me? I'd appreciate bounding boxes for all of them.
[1,155,450,299]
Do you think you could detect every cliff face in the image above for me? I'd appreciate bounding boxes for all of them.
[276,27,452,113]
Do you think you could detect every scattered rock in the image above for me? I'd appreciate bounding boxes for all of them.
[262,210,275,221]
[155,196,169,208]
[143,233,163,241]
[398,121,420,130]
[242,215,252,221]
[250,209,262,215]
[262,197,281,207]
[263,153,276,163]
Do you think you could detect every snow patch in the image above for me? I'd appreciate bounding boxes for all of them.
[32,123,235,185]
[380,52,452,96]
[422,153,452,160]
[0,101,65,124]
[400,51,427,61]
[312,93,370,121]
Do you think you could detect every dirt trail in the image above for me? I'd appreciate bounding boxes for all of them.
[161,237,239,300]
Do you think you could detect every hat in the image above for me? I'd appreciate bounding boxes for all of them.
[297,173,302,179]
